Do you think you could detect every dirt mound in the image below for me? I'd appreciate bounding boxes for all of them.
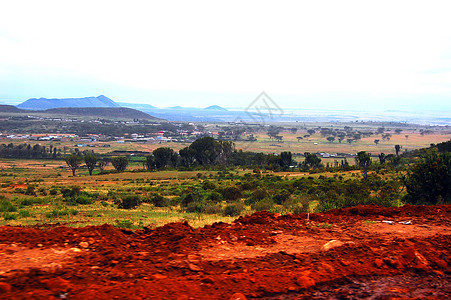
[0,205,450,299]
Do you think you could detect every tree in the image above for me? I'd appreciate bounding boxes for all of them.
[179,146,196,167]
[374,139,380,145]
[280,151,293,168]
[189,137,219,166]
[378,153,386,165]
[217,140,234,170]
[98,158,110,171]
[65,155,83,176]
[326,136,335,143]
[111,156,128,172]
[303,152,322,169]
[144,154,156,170]
[84,153,97,176]
[403,152,451,205]
[395,145,402,156]
[153,147,175,169]
[355,151,372,180]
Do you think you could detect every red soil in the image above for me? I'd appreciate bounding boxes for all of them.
[0,204,449,299]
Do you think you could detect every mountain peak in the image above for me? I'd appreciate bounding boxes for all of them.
[204,105,227,111]
[17,95,120,110]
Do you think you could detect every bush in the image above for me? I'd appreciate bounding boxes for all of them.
[18,197,43,207]
[245,188,268,205]
[118,195,141,209]
[61,186,81,198]
[149,194,169,207]
[223,202,244,217]
[3,212,17,220]
[208,191,223,202]
[114,219,134,229]
[204,203,222,214]
[0,200,17,212]
[251,198,274,211]
[46,208,78,218]
[18,210,31,218]
[403,152,451,205]
[185,201,205,213]
[202,180,216,190]
[221,186,242,201]
[272,190,291,204]
[24,185,36,196]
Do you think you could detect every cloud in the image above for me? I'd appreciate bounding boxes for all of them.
[1,0,451,109]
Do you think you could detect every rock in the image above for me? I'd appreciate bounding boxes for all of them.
[229,292,247,300]
[201,277,214,284]
[79,241,89,248]
[414,251,429,266]
[296,275,315,289]
[433,258,447,269]
[188,263,201,272]
[229,234,238,242]
[0,282,12,293]
[152,274,167,280]
[321,262,335,273]
[374,258,384,268]
[321,240,345,251]
[41,277,71,291]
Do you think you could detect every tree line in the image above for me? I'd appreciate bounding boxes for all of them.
[0,143,61,159]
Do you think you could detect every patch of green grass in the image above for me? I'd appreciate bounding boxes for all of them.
[364,220,378,224]
[3,212,18,220]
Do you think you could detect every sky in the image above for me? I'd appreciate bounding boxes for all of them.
[1,0,451,111]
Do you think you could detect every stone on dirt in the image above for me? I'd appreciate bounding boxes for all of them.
[296,275,315,289]
[229,292,247,300]
[0,282,12,293]
[321,239,345,251]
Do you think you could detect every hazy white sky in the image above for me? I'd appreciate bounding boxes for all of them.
[1,0,450,110]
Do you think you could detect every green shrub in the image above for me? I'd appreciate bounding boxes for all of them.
[18,197,43,207]
[61,186,81,198]
[149,194,169,207]
[118,195,141,209]
[208,191,223,202]
[46,208,78,218]
[202,180,216,190]
[3,212,17,220]
[24,185,36,196]
[114,219,134,229]
[0,200,17,212]
[204,203,222,214]
[403,152,451,205]
[272,190,291,204]
[251,198,274,211]
[223,202,244,217]
[18,210,31,218]
[185,201,205,213]
[221,186,242,201]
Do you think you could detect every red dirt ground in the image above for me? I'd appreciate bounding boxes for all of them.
[0,204,449,299]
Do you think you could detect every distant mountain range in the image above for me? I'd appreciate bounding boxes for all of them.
[0,104,159,120]
[17,95,119,110]
[205,105,228,111]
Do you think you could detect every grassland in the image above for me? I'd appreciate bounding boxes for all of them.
[0,122,449,228]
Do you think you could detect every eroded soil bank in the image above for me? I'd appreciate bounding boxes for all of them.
[0,204,449,299]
